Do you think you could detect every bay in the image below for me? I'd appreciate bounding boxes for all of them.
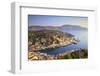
[39,29,88,55]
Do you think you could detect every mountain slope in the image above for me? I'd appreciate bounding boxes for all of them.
[28,29,78,51]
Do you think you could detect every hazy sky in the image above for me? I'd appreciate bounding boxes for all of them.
[28,15,88,28]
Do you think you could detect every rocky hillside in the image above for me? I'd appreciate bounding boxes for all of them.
[28,29,78,52]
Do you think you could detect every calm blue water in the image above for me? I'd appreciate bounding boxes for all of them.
[40,29,88,55]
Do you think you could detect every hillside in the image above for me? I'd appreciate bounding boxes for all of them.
[28,29,78,52]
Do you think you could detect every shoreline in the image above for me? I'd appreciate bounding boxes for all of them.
[29,37,79,52]
[28,48,88,60]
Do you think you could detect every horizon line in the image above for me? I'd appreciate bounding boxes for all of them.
[29,24,87,28]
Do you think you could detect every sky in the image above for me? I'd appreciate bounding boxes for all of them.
[28,15,88,28]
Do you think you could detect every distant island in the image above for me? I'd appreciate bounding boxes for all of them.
[28,24,87,31]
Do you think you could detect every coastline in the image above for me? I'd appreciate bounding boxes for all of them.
[29,37,79,52]
[28,48,88,60]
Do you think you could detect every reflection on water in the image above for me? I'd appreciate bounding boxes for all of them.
[41,29,88,55]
